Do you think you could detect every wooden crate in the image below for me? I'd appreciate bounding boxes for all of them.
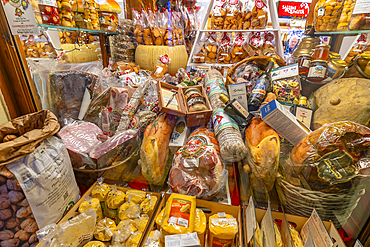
[157,81,186,117]
[179,85,213,127]
[55,181,163,246]
[142,193,243,247]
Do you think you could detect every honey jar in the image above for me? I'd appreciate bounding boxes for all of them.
[327,59,347,79]
[307,60,328,83]
[298,54,312,74]
[312,45,330,61]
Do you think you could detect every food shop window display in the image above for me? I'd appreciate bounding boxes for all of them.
[20,33,57,59]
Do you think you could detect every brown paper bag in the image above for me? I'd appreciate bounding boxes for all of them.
[0,110,59,165]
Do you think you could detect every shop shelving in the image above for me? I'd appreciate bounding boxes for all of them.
[37,23,118,35]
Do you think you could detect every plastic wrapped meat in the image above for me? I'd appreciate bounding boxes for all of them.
[89,129,140,169]
[168,127,228,200]
[58,120,103,169]
[48,71,97,124]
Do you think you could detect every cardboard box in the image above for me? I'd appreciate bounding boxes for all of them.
[142,193,243,247]
[52,181,162,247]
[243,206,346,247]
[261,100,310,146]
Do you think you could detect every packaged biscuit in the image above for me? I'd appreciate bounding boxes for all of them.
[211,0,227,29]
[106,185,126,223]
[94,218,117,241]
[242,0,269,29]
[152,10,165,46]
[224,0,243,29]
[83,241,106,247]
[314,0,343,32]
[161,193,196,235]
[133,214,150,232]
[91,179,111,216]
[205,32,218,64]
[232,32,248,63]
[142,9,154,45]
[349,1,370,30]
[337,0,357,31]
[208,213,238,247]
[192,44,206,63]
[140,194,158,214]
[218,33,232,64]
[79,197,103,221]
[126,189,147,204]
[133,9,144,45]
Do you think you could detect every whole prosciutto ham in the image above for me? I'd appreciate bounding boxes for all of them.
[168,127,227,200]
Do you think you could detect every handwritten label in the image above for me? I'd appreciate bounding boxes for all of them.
[261,201,275,247]
[246,196,257,243]
[301,209,333,247]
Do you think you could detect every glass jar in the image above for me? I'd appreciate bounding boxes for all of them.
[307,60,328,83]
[327,59,347,79]
[328,52,341,61]
[312,45,331,61]
[364,61,370,77]
[298,54,312,74]
[358,52,370,71]
[183,88,208,112]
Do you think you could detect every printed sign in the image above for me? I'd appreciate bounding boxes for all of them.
[278,1,311,18]
[1,0,39,35]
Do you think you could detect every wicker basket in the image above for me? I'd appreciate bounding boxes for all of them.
[276,177,365,228]
[226,56,286,88]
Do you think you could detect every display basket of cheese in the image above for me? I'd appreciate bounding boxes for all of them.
[37,179,162,247]
[141,192,242,247]
[276,121,370,228]
[226,56,286,87]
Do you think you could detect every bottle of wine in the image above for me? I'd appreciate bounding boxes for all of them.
[219,94,254,126]
[247,61,274,111]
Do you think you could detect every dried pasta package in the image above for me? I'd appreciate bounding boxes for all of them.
[208,213,238,247]
[143,230,163,247]
[126,190,146,204]
[290,226,304,247]
[314,0,343,32]
[211,0,227,29]
[224,0,242,29]
[79,197,104,221]
[83,241,106,247]
[91,179,111,216]
[120,204,142,220]
[133,214,150,232]
[349,2,370,30]
[140,194,158,214]
[194,209,206,235]
[126,231,143,247]
[337,0,357,31]
[94,218,117,241]
[161,193,196,235]
[118,201,136,220]
[156,208,165,226]
[111,221,135,245]
[205,32,218,64]
[218,33,232,64]
[232,32,248,63]
[275,223,283,247]
[106,185,126,222]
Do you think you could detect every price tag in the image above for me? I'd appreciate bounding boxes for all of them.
[301,209,333,247]
[261,201,275,247]
[246,196,257,243]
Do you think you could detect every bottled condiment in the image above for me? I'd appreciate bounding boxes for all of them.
[307,60,328,83]
[298,96,308,107]
[327,59,347,79]
[183,88,208,112]
[312,45,330,61]
[298,54,312,74]
[220,95,254,126]
[358,52,370,71]
[294,96,313,129]
[247,61,274,111]
[328,52,341,61]
[365,61,370,77]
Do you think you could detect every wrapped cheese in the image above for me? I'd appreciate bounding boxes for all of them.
[140,194,158,214]
[94,218,117,241]
[208,213,238,247]
[78,197,103,221]
[133,214,150,232]
[83,241,106,247]
[161,193,196,235]
[126,190,146,204]
[126,231,143,247]
[119,204,141,220]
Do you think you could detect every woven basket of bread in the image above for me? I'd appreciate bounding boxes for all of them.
[226,55,286,88]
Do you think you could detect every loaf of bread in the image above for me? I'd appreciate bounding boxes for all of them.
[244,117,280,193]
[139,113,176,186]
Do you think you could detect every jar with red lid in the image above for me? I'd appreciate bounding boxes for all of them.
[307,60,328,83]
[39,0,60,25]
[298,54,312,74]
[312,45,330,61]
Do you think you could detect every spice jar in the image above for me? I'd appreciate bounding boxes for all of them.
[307,60,328,83]
[364,61,370,77]
[184,88,208,112]
[358,52,370,71]
[298,54,312,74]
[327,59,347,79]
[312,45,330,61]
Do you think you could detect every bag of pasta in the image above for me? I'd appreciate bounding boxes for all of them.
[348,1,370,30]
[337,0,357,31]
[232,32,248,63]
[211,0,227,29]
[205,32,218,63]
[224,0,243,29]
[314,0,343,32]
[218,32,232,64]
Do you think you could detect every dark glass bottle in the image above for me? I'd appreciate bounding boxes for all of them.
[220,94,254,127]
[247,61,274,111]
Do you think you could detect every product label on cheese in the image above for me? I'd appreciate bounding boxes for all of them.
[168,199,192,228]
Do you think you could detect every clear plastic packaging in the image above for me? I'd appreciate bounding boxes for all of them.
[39,0,60,25]
[218,33,232,64]
[337,0,357,31]
[168,127,228,200]
[163,9,175,46]
[224,0,242,29]
[208,213,238,246]
[152,10,165,45]
[94,218,117,241]
[211,0,227,30]
[58,119,102,169]
[349,7,370,30]
[83,0,100,30]
[119,204,141,220]
[133,214,150,232]
[205,32,218,64]
[106,185,126,210]
[57,0,74,27]
[140,194,158,214]
[232,32,248,63]
[133,9,144,45]
[142,9,154,45]
[125,190,146,204]
[78,197,104,221]
[314,0,343,32]
[204,69,248,162]
[83,241,106,247]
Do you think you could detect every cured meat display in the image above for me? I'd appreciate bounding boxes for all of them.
[108,87,129,126]
[168,127,227,200]
[58,120,103,169]
[139,113,177,186]
[89,129,140,169]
